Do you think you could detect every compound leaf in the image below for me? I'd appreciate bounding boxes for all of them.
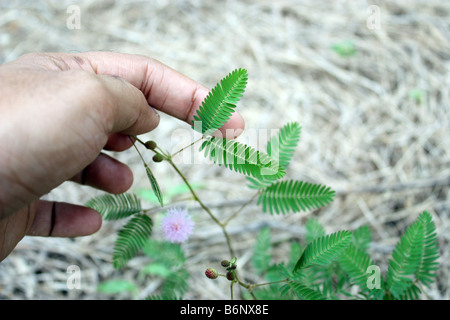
[286,281,328,300]
[113,214,153,269]
[247,122,301,190]
[85,193,142,220]
[145,164,163,207]
[193,68,248,136]
[253,227,272,274]
[266,121,302,169]
[386,211,439,298]
[201,136,285,180]
[257,180,335,215]
[294,230,352,272]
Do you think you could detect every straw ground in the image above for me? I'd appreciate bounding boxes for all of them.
[0,0,448,299]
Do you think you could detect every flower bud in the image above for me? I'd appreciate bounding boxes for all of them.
[144,140,157,150]
[152,154,164,162]
[226,271,235,281]
[205,268,219,280]
[221,260,230,268]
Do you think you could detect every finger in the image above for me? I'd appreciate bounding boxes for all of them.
[64,52,245,137]
[27,201,102,237]
[71,153,133,194]
[97,73,160,135]
[104,133,134,151]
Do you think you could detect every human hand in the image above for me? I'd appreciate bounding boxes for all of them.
[0,52,245,261]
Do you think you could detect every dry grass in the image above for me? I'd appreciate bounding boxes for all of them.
[0,0,448,300]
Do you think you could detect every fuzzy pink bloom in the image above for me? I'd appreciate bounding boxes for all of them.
[161,208,194,243]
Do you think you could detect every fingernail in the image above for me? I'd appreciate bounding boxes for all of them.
[150,106,160,117]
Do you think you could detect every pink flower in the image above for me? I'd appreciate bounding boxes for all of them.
[161,208,194,243]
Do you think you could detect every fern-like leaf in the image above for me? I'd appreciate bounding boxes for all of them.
[267,122,302,169]
[385,211,439,299]
[338,243,379,296]
[192,68,248,136]
[201,136,285,180]
[253,227,272,274]
[113,214,153,269]
[85,193,141,220]
[352,225,372,252]
[386,217,425,298]
[257,180,335,214]
[145,164,163,207]
[142,240,186,268]
[286,281,328,300]
[247,122,302,190]
[145,294,181,300]
[305,218,326,244]
[414,211,439,286]
[162,269,189,298]
[294,230,352,272]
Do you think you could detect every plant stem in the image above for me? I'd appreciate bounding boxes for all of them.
[166,158,236,258]
[131,135,146,147]
[249,278,289,288]
[235,275,289,299]
[171,137,204,158]
[230,282,234,300]
[223,191,260,226]
[130,136,147,164]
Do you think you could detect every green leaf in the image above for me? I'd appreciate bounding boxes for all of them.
[294,230,352,272]
[142,240,186,268]
[409,88,426,105]
[267,122,302,169]
[113,214,153,269]
[140,263,173,278]
[201,136,285,180]
[305,219,326,244]
[247,122,302,189]
[352,225,372,252]
[385,211,439,299]
[288,242,304,270]
[145,294,181,300]
[253,227,272,274]
[414,211,439,286]
[145,164,163,207]
[162,269,189,298]
[286,281,328,300]
[339,243,379,296]
[257,180,335,214]
[85,193,141,220]
[192,68,248,136]
[332,40,356,57]
[386,217,425,298]
[136,182,204,205]
[97,280,137,295]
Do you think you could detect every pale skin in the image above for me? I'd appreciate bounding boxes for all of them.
[0,52,245,262]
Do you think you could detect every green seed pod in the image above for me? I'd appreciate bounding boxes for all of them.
[221,260,230,268]
[144,140,157,150]
[152,154,164,163]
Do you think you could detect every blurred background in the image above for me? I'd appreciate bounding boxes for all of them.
[0,0,448,299]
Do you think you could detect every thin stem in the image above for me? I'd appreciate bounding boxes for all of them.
[131,135,169,158]
[171,137,204,158]
[223,191,260,226]
[130,136,147,164]
[249,278,289,288]
[131,135,146,147]
[235,276,289,300]
[230,282,235,300]
[166,158,236,258]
